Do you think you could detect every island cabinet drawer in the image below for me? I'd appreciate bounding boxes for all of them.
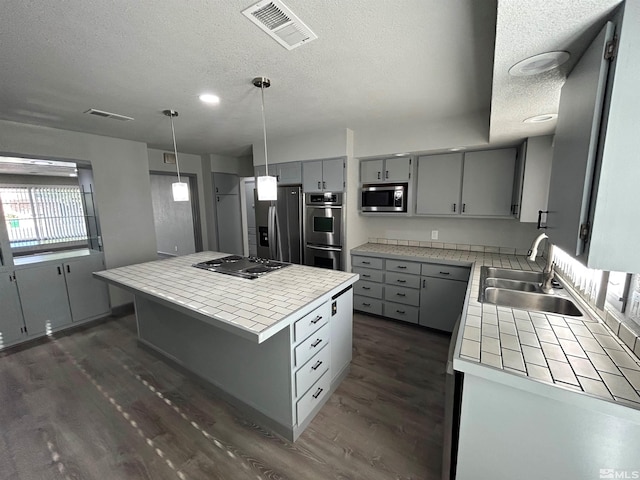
[354,280,383,299]
[294,302,330,343]
[352,267,384,283]
[295,344,330,397]
[297,371,331,424]
[352,256,383,270]
[295,323,330,367]
[385,259,421,275]
[384,285,420,306]
[383,302,419,324]
[354,295,383,315]
[421,263,470,282]
[385,272,420,289]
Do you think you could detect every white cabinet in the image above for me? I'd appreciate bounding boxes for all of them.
[416,149,516,217]
[360,157,411,183]
[64,255,111,322]
[512,136,553,223]
[330,287,353,382]
[16,263,72,335]
[546,13,640,272]
[302,158,344,192]
[416,153,463,215]
[255,162,302,185]
[0,272,25,346]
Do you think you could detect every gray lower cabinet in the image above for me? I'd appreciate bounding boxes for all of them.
[0,273,25,345]
[16,263,72,335]
[352,254,470,332]
[64,255,111,322]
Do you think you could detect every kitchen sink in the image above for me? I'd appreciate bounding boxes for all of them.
[484,278,543,293]
[482,267,543,283]
[483,287,583,317]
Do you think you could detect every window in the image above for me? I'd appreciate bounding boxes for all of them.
[0,186,88,252]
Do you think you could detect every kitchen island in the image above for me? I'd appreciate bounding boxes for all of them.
[94,251,358,441]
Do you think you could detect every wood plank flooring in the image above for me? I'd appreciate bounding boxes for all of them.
[0,312,450,480]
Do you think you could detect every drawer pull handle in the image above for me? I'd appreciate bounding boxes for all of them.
[362,274,370,278]
[312,388,324,399]
[311,339,323,348]
[362,286,371,290]
[396,309,406,314]
[362,302,371,306]
[396,293,406,297]
[439,271,450,275]
[397,265,407,269]
[396,279,406,283]
[311,316,322,324]
[311,360,323,371]
[361,261,371,265]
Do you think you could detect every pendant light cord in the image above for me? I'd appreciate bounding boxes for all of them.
[260,82,269,172]
[169,113,182,183]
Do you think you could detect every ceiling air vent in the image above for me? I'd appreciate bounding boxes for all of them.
[84,108,134,121]
[242,0,317,51]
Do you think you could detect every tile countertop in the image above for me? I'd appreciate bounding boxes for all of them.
[351,243,640,415]
[94,251,358,343]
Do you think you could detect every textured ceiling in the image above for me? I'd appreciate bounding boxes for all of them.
[0,1,623,157]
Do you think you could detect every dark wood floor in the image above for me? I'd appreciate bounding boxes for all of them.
[0,312,450,480]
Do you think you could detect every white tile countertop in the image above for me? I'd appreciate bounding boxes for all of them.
[351,243,640,413]
[95,251,358,343]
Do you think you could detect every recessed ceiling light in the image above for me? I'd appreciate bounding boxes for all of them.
[509,51,570,76]
[524,114,558,123]
[199,93,220,104]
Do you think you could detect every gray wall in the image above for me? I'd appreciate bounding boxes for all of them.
[0,119,157,307]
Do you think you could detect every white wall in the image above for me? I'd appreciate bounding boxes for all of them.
[211,153,254,176]
[0,119,157,307]
[147,148,208,249]
[253,129,351,165]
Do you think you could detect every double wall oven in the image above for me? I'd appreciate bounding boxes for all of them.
[304,193,344,270]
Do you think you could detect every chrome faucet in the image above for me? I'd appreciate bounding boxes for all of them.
[528,233,555,294]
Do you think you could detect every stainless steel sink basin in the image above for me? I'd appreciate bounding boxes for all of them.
[484,278,543,293]
[483,288,583,317]
[483,267,543,283]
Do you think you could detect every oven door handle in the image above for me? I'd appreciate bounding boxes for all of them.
[306,244,342,252]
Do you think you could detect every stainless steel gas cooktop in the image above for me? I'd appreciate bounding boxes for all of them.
[192,255,290,279]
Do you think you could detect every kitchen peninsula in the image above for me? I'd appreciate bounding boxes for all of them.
[94,251,358,441]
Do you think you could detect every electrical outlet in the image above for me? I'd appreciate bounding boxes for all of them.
[431,230,439,240]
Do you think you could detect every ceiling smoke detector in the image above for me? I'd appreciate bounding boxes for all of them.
[84,108,134,121]
[242,0,317,51]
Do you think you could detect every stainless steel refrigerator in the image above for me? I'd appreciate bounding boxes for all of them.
[254,186,303,264]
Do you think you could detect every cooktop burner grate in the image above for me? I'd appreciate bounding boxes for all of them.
[192,255,290,279]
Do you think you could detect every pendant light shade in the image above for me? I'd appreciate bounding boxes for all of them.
[253,76,277,201]
[163,109,189,202]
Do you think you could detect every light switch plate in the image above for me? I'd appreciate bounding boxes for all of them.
[431,230,439,240]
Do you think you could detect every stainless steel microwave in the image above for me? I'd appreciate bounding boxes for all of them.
[361,183,408,212]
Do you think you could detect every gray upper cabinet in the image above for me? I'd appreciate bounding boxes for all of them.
[255,162,302,185]
[64,255,110,322]
[213,172,240,195]
[360,157,411,183]
[416,153,463,215]
[302,158,344,193]
[0,273,25,345]
[513,136,553,223]
[461,148,516,217]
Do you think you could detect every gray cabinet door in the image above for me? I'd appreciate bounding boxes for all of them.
[213,172,240,195]
[547,22,614,257]
[419,277,467,332]
[384,157,411,182]
[216,194,243,255]
[321,158,344,192]
[277,162,302,184]
[461,148,516,217]
[0,273,25,345]
[361,159,384,183]
[64,255,110,322]
[302,160,323,192]
[416,153,463,215]
[16,264,72,335]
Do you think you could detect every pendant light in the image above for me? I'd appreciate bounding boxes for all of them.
[163,109,189,202]
[253,76,277,201]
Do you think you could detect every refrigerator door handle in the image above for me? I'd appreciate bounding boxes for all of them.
[268,205,275,259]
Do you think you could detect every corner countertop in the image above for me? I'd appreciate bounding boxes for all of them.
[94,251,358,343]
[351,243,640,418]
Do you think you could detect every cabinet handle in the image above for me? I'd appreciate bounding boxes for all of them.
[396,309,406,314]
[57,266,62,275]
[362,302,371,306]
[396,279,406,283]
[422,279,426,288]
[377,171,381,180]
[385,170,389,179]
[513,204,519,215]
[362,274,370,278]
[217,196,220,202]
[322,181,326,189]
[318,181,321,189]
[397,265,407,269]
[312,388,324,399]
[439,271,450,275]
[311,338,323,348]
[537,210,548,229]
[311,360,323,371]
[453,203,456,212]
[362,286,370,290]
[462,203,466,213]
[361,261,370,265]
[216,187,218,193]
[311,315,322,324]
[396,292,406,297]
[66,265,71,273]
